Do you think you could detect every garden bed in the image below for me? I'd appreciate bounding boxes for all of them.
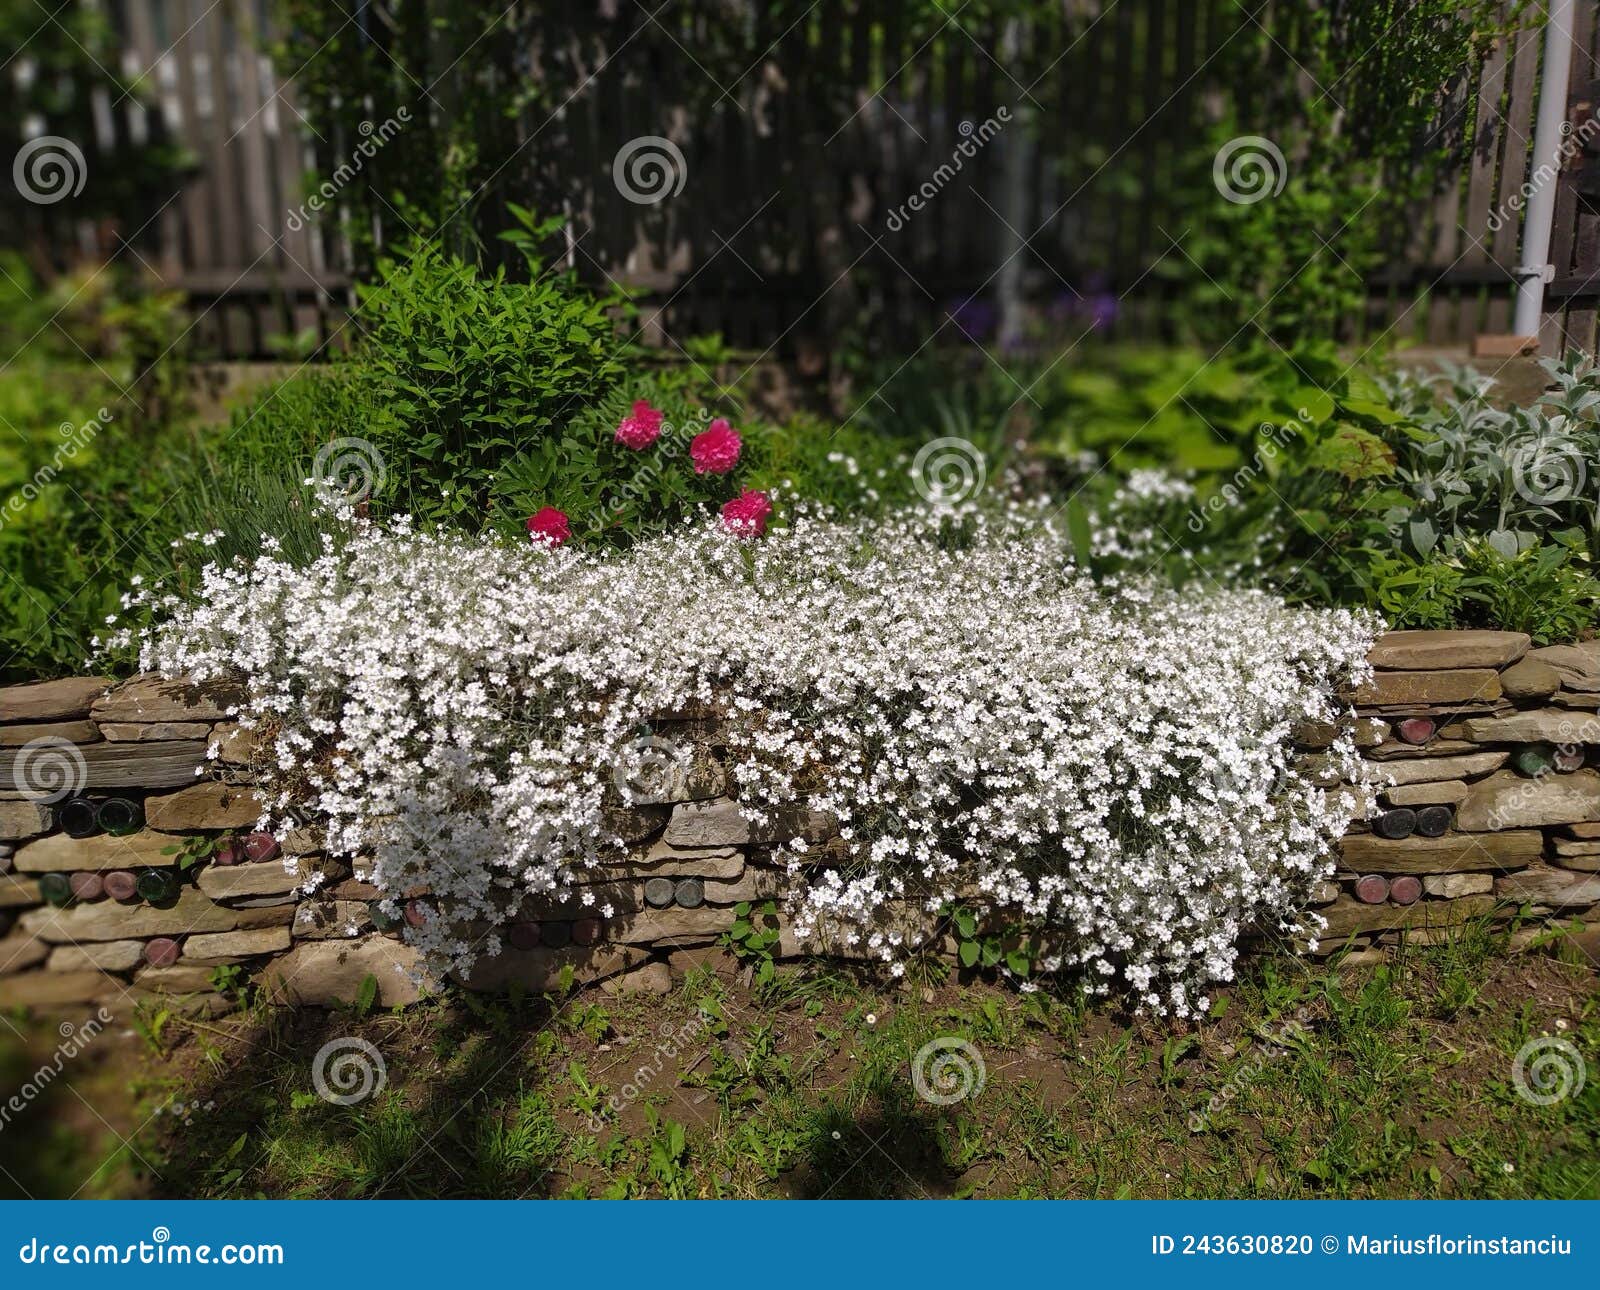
[3,630,1597,1015]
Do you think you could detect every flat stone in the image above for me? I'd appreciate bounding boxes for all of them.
[1365,739,1478,760]
[599,960,674,996]
[0,677,111,723]
[1367,630,1529,670]
[145,782,265,831]
[98,722,212,742]
[663,799,749,847]
[208,722,260,766]
[20,888,293,943]
[1495,867,1600,908]
[1349,669,1503,707]
[456,944,647,992]
[0,740,208,792]
[259,936,434,1007]
[14,830,177,873]
[601,803,670,844]
[111,990,235,1018]
[0,720,99,747]
[1455,769,1600,831]
[1448,710,1600,744]
[664,799,836,849]
[1527,641,1600,692]
[1423,873,1494,898]
[292,900,372,939]
[1358,751,1507,786]
[90,674,236,723]
[609,905,737,945]
[1337,830,1543,873]
[183,926,292,962]
[0,800,52,841]
[0,934,48,974]
[1499,657,1562,701]
[586,843,745,882]
[197,861,302,901]
[1553,838,1600,857]
[1554,853,1600,872]
[702,867,785,905]
[46,940,145,972]
[1353,720,1390,748]
[1317,894,1497,938]
[133,965,219,993]
[1383,780,1469,806]
[0,970,115,1007]
[326,878,381,901]
[1553,692,1600,709]
[0,875,41,908]
[1297,720,1387,749]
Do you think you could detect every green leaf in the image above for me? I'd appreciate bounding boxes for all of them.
[958,941,979,968]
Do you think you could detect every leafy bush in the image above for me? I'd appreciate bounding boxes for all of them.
[351,211,626,527]
[125,504,1377,1015]
[1367,543,1598,644]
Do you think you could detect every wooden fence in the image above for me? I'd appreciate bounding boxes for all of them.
[16,0,1600,359]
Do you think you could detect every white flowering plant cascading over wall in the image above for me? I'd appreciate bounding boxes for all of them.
[114,503,1379,1015]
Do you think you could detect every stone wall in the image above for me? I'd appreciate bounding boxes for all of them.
[1303,629,1600,963]
[2,631,1597,1011]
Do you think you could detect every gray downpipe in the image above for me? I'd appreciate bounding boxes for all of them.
[1513,0,1578,339]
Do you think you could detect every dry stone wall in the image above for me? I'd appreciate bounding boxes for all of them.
[1300,629,1600,962]
[2,631,1597,1011]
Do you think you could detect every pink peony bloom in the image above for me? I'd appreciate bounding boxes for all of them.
[525,506,571,547]
[614,399,664,450]
[720,489,772,537]
[690,418,742,474]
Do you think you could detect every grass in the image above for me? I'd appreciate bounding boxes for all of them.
[0,923,1596,1200]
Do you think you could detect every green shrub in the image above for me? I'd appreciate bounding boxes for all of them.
[351,211,629,528]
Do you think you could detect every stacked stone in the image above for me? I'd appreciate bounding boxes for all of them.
[0,677,826,1008]
[1305,629,1600,958]
[8,641,1598,1012]
[0,675,333,1011]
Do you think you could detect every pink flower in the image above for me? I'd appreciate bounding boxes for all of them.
[720,489,772,537]
[614,399,664,450]
[525,506,571,547]
[690,418,741,475]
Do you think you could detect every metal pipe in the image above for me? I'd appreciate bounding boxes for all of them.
[1513,0,1578,339]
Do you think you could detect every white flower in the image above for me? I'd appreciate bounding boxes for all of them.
[126,502,1377,1015]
